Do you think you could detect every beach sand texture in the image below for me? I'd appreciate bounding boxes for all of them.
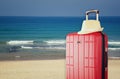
[0,60,65,79]
[0,59,120,79]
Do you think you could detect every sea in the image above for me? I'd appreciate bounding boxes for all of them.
[0,16,120,58]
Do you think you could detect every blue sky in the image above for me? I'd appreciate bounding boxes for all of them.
[0,0,119,16]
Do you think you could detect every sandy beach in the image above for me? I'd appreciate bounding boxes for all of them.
[108,59,120,79]
[0,59,120,79]
[0,59,65,79]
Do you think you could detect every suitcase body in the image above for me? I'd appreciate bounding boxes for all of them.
[66,32,108,79]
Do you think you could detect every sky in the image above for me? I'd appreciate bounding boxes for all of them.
[0,0,120,16]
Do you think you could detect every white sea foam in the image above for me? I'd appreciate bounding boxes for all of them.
[46,47,65,50]
[44,40,66,45]
[21,46,65,50]
[21,46,33,49]
[108,48,120,50]
[7,40,34,45]
[108,41,120,45]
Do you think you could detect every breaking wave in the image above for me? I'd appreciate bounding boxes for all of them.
[7,40,34,45]
[44,40,65,45]
[108,48,120,50]
[7,40,120,50]
[7,40,66,45]
[7,40,66,50]
[21,46,65,50]
[108,41,120,51]
[108,41,120,45]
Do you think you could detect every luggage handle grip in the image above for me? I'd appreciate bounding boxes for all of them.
[86,10,99,21]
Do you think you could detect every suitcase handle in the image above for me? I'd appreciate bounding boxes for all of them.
[86,10,99,21]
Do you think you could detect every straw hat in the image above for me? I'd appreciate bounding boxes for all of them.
[78,20,103,34]
[78,10,103,34]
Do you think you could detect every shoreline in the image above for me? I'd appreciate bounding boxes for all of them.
[0,52,65,61]
[108,57,120,60]
[0,52,120,61]
[0,58,120,62]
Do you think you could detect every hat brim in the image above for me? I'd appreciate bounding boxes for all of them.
[78,28,103,34]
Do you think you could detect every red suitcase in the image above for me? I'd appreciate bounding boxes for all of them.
[66,10,108,79]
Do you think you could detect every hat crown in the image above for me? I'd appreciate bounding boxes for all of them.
[81,20,101,31]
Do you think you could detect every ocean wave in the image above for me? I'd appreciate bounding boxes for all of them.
[108,47,120,50]
[21,46,65,50]
[9,40,120,50]
[21,46,33,49]
[44,40,66,45]
[7,40,34,45]
[7,40,66,46]
[108,41,120,45]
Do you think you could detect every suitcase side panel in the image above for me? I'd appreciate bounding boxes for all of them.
[101,33,105,79]
[104,34,108,79]
[101,33,108,79]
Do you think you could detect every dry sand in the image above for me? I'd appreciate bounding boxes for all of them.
[0,59,120,79]
[108,59,120,79]
[0,60,65,79]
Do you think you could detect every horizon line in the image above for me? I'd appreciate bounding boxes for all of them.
[0,15,120,17]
